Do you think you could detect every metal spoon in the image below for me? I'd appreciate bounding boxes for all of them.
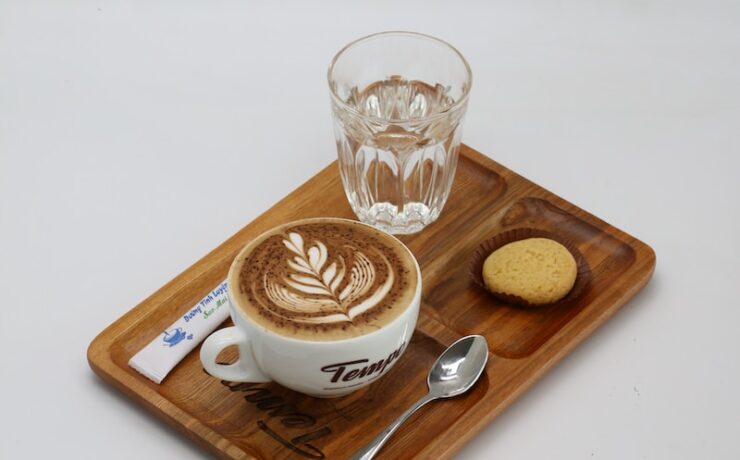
[349,335,489,460]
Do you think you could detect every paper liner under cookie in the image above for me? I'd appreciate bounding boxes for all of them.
[468,228,592,308]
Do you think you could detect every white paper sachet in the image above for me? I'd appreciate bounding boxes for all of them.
[128,280,230,384]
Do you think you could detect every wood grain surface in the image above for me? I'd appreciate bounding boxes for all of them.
[88,144,655,459]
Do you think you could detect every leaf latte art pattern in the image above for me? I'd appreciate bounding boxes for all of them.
[264,232,394,324]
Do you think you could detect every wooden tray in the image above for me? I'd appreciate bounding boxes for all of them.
[88,144,655,459]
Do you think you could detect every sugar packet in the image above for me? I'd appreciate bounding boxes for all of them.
[128,280,230,384]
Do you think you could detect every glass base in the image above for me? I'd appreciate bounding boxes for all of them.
[354,202,441,235]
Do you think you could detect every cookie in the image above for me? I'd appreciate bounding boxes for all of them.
[482,237,577,305]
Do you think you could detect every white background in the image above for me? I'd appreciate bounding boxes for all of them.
[1,0,739,458]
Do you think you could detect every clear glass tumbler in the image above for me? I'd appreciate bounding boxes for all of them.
[328,31,472,234]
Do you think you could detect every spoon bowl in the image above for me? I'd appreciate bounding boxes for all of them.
[428,335,488,398]
[350,334,489,460]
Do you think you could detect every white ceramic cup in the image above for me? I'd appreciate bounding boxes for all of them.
[200,218,421,398]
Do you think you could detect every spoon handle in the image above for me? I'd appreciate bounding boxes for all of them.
[349,392,437,460]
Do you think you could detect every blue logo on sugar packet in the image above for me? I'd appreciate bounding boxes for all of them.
[162,281,228,348]
[162,327,193,347]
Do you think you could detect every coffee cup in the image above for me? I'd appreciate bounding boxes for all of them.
[200,217,421,397]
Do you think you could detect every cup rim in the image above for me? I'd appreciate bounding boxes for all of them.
[226,217,422,345]
[327,31,473,124]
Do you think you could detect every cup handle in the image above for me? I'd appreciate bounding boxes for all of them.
[199,326,271,383]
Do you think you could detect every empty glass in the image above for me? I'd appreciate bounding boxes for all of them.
[328,31,472,234]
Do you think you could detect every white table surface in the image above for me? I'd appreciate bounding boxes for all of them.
[2,0,739,458]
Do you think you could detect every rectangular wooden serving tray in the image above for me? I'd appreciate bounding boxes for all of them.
[88,144,655,460]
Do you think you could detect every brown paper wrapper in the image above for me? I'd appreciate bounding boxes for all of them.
[468,228,592,308]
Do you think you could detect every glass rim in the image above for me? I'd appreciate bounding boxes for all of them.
[327,31,473,124]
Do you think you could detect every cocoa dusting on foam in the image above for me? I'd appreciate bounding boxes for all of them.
[236,222,417,341]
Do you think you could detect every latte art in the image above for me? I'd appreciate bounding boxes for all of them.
[265,232,394,324]
[233,220,418,341]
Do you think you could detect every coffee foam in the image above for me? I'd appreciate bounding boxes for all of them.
[231,220,418,341]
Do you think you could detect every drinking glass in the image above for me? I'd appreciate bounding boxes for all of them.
[328,31,472,234]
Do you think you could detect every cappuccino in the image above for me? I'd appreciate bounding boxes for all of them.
[230,218,418,341]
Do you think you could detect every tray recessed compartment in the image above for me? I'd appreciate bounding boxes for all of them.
[424,197,637,359]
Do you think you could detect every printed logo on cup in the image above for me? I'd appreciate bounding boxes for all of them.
[321,342,406,388]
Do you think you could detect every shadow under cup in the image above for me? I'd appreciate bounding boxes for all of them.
[200,217,422,398]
